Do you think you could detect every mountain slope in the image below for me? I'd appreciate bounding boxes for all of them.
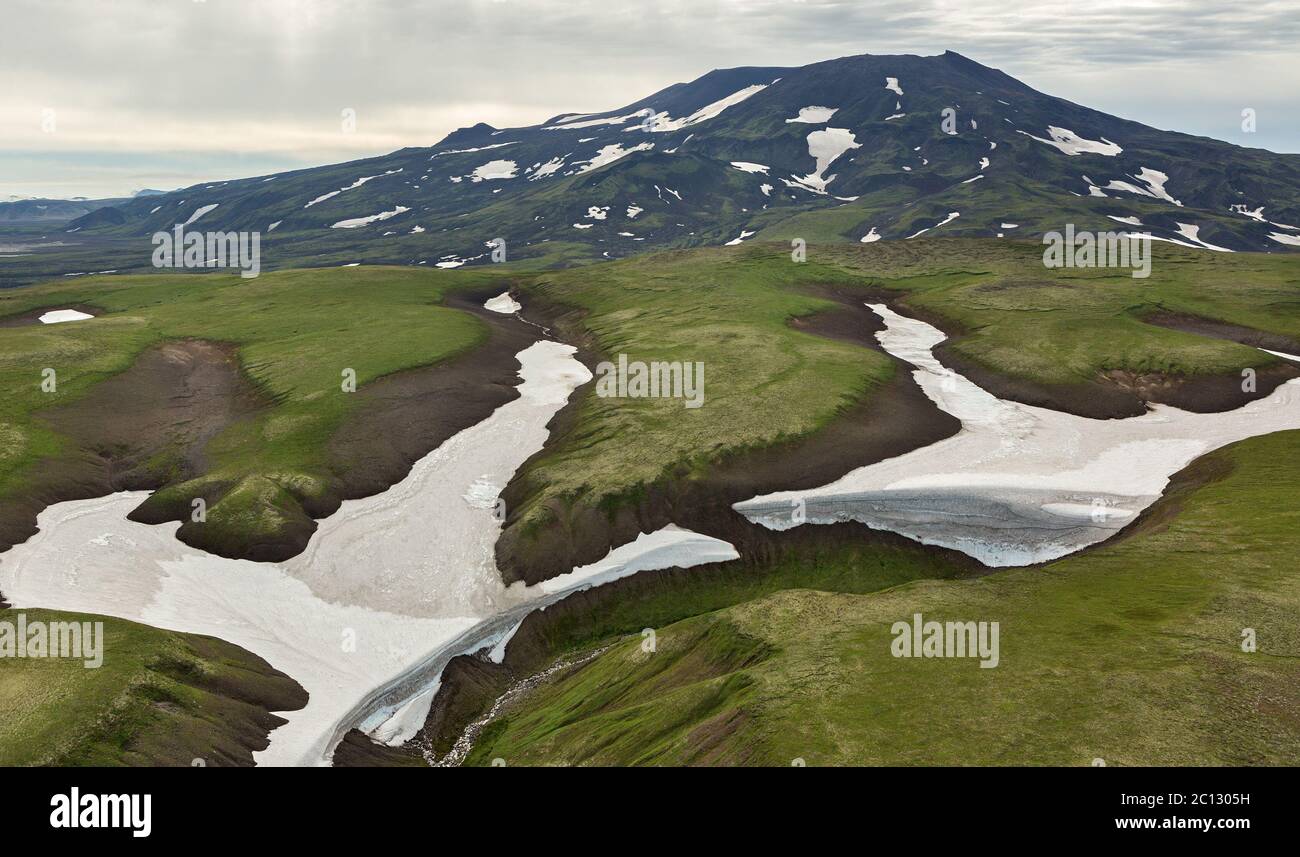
[30,51,1300,279]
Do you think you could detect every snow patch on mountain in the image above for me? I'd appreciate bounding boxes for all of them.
[860,227,881,243]
[637,84,769,133]
[546,109,650,130]
[431,142,517,158]
[576,143,654,173]
[1268,232,1300,246]
[884,77,904,95]
[305,169,403,208]
[1105,167,1180,206]
[786,106,838,124]
[1018,126,1122,157]
[183,203,219,226]
[731,161,770,175]
[788,128,861,194]
[469,160,518,181]
[528,157,566,181]
[906,211,960,239]
[1175,223,1233,252]
[724,230,756,246]
[330,206,410,229]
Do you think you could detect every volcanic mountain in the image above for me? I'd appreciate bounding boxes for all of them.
[40,51,1300,275]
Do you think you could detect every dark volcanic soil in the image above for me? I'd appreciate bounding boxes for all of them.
[123,288,543,563]
[1,287,543,576]
[121,633,309,768]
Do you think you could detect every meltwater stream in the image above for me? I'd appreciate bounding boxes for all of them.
[736,304,1300,565]
[0,309,737,766]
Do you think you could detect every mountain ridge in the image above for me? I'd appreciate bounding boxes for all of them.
[7,50,1297,283]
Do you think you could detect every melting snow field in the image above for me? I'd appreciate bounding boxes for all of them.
[39,309,94,324]
[484,291,522,314]
[0,331,737,766]
[735,304,1300,566]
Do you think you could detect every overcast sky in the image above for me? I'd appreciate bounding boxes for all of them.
[3,0,1298,199]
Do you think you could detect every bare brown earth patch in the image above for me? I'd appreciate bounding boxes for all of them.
[1141,309,1300,354]
[324,290,540,503]
[0,339,261,560]
[124,288,543,562]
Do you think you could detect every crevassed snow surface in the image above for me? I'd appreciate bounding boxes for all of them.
[0,340,737,766]
[735,304,1300,566]
[39,309,94,324]
[1017,126,1122,157]
[786,106,838,124]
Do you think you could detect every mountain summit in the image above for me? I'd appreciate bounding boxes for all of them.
[57,51,1300,271]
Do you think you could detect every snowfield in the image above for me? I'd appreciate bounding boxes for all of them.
[786,106,838,124]
[0,339,737,766]
[576,142,654,173]
[789,128,861,193]
[330,206,410,229]
[736,304,1300,566]
[1018,126,1122,157]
